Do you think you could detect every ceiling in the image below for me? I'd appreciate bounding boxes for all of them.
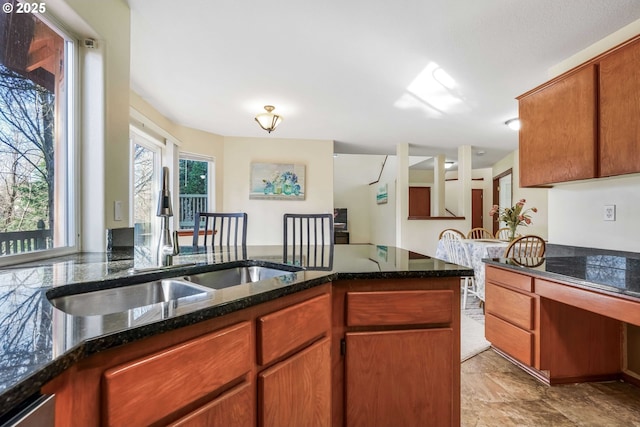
[127,0,640,169]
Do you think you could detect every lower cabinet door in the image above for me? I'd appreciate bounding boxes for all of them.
[169,381,254,427]
[345,328,454,427]
[258,338,331,427]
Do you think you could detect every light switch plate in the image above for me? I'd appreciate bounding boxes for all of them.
[114,200,123,221]
[603,205,616,221]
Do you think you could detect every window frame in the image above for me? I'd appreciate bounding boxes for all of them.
[0,10,79,267]
[177,152,215,231]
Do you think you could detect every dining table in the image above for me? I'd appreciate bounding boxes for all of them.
[435,238,509,301]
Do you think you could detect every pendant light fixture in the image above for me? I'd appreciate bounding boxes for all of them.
[255,105,283,133]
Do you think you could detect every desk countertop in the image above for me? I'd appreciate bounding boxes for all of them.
[0,244,470,416]
[484,255,640,300]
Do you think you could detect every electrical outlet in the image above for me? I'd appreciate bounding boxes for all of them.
[603,205,616,221]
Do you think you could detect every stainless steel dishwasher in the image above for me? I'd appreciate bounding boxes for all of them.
[2,395,55,427]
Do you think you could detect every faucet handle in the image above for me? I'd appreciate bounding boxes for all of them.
[172,230,180,255]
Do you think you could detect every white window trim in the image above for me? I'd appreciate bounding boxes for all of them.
[0,11,79,267]
[178,152,216,230]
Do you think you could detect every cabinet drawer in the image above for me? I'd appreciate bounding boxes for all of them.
[169,381,253,427]
[486,266,533,292]
[346,290,453,326]
[486,313,533,366]
[485,283,534,330]
[102,322,251,427]
[257,293,330,365]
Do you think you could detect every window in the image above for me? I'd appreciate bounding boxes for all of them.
[131,130,162,249]
[178,155,214,230]
[0,10,76,262]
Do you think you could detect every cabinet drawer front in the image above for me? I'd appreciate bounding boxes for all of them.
[258,338,331,427]
[103,322,251,427]
[485,283,534,330]
[486,313,533,366]
[486,266,533,292]
[257,293,330,365]
[346,290,453,326]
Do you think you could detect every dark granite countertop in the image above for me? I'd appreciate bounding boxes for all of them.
[484,256,640,300]
[0,244,471,417]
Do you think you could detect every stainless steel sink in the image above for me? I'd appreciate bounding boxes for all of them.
[49,279,212,316]
[183,266,296,289]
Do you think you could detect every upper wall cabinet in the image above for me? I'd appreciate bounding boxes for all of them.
[518,66,598,187]
[599,38,640,177]
[517,35,640,187]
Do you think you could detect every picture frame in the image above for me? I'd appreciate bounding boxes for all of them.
[376,183,388,204]
[249,162,306,200]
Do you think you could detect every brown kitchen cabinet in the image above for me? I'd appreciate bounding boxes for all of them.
[332,279,460,427]
[257,293,332,427]
[102,321,252,427]
[518,65,598,187]
[41,284,331,427]
[518,34,640,186]
[485,265,622,384]
[599,37,640,177]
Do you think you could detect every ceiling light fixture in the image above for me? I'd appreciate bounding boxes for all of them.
[444,161,455,169]
[505,118,521,131]
[255,105,283,133]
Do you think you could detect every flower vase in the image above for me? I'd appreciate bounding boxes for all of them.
[508,223,518,241]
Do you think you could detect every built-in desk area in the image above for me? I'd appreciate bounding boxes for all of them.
[483,256,640,386]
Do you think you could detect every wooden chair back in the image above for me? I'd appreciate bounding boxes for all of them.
[467,227,493,239]
[503,235,546,258]
[192,213,248,259]
[495,227,511,240]
[283,213,334,270]
[440,229,472,268]
[438,228,464,240]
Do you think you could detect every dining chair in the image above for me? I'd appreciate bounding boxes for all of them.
[467,227,494,239]
[440,229,478,309]
[438,228,465,240]
[192,212,248,259]
[495,227,511,240]
[283,213,334,270]
[503,235,546,258]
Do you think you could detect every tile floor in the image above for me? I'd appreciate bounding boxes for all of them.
[461,296,640,426]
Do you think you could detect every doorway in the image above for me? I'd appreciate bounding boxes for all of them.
[492,169,513,235]
[471,189,483,229]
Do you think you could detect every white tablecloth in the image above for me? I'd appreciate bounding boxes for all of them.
[435,238,508,301]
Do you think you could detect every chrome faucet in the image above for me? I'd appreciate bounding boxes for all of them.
[157,166,179,266]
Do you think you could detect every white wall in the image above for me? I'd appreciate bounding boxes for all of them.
[548,174,640,251]
[493,150,548,240]
[333,154,388,243]
[369,156,397,246]
[223,136,334,245]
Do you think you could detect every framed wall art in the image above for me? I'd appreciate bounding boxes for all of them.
[249,162,306,200]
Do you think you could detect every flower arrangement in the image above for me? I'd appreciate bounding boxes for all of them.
[489,199,537,241]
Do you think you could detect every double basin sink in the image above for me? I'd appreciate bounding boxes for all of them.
[48,264,299,317]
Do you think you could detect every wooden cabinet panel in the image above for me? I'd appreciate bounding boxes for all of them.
[346,290,453,326]
[518,65,597,186]
[102,322,251,427]
[599,38,640,177]
[169,381,254,427]
[257,293,330,365]
[485,282,534,330]
[486,266,533,292]
[258,338,331,427]
[535,278,640,326]
[345,328,453,427]
[486,313,533,366]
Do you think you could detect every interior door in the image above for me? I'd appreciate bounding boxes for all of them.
[471,189,483,229]
[408,187,430,217]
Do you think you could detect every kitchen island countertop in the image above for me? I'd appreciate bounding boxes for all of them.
[0,244,471,417]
